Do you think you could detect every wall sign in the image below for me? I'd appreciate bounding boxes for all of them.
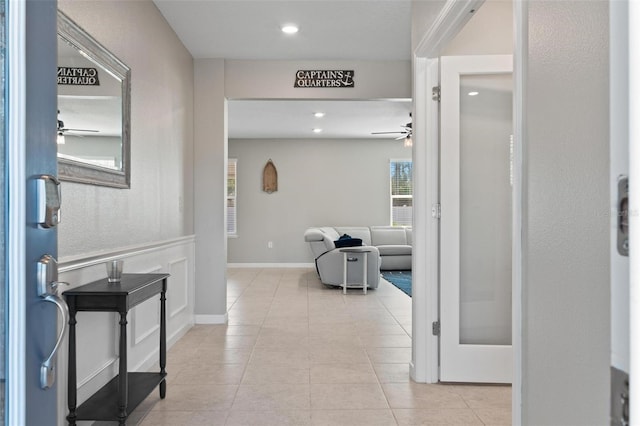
[57,67,100,86]
[294,70,354,88]
[263,159,278,194]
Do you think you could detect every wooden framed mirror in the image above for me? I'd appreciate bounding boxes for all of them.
[57,10,131,188]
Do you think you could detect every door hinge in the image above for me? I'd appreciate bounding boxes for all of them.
[432,85,441,102]
[431,203,441,219]
[432,321,441,336]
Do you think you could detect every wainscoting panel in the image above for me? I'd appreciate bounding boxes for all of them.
[132,297,161,345]
[168,257,188,318]
[56,236,196,423]
[131,265,163,346]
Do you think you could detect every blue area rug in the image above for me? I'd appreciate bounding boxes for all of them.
[381,270,412,297]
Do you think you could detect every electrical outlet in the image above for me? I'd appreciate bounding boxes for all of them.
[267,241,273,249]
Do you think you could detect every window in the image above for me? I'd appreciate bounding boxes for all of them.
[390,160,412,226]
[227,159,237,236]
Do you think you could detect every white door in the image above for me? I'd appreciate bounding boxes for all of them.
[440,55,513,383]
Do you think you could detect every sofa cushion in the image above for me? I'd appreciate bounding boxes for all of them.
[304,227,341,257]
[377,245,412,256]
[370,226,408,246]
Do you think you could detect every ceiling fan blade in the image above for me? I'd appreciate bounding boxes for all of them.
[62,128,99,133]
[371,131,404,135]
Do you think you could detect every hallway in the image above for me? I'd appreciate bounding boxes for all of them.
[131,268,510,425]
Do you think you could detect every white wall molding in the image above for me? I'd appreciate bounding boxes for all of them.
[59,235,195,272]
[410,57,440,384]
[196,314,229,324]
[414,0,485,58]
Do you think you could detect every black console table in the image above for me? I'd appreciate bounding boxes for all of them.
[64,273,169,425]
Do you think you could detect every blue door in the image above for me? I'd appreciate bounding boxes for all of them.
[5,0,59,424]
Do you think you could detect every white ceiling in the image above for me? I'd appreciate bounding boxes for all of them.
[153,0,412,61]
[153,0,413,139]
[228,99,412,139]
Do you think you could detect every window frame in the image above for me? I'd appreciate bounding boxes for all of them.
[227,158,237,237]
[389,158,413,227]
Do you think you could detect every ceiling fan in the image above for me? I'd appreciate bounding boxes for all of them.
[57,111,99,144]
[371,113,412,146]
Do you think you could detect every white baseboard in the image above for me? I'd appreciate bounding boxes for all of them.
[195,313,228,324]
[227,263,315,268]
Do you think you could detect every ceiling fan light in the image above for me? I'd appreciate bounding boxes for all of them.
[281,25,299,34]
[403,135,412,148]
[314,112,325,118]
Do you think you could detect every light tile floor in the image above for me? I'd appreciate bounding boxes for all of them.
[128,267,511,425]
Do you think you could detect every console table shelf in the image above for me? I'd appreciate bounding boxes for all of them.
[74,372,166,421]
[64,273,169,425]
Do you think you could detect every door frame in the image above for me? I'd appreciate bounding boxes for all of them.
[629,1,640,422]
[6,0,27,424]
[411,0,523,422]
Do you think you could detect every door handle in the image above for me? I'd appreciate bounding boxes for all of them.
[40,294,69,389]
[37,254,69,389]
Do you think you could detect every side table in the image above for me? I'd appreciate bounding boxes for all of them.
[339,247,373,295]
[63,273,169,425]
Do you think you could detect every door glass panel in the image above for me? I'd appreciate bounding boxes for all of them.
[459,73,512,345]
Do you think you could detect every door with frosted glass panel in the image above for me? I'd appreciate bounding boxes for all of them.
[440,55,513,383]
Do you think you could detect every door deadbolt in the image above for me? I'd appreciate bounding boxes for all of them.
[617,176,629,256]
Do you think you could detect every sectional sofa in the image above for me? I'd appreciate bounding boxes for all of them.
[304,226,412,289]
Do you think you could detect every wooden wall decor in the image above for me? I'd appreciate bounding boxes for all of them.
[262,159,278,193]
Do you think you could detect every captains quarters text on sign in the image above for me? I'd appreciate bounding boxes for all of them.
[294,70,354,88]
[57,67,100,86]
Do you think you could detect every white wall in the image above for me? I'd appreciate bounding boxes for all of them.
[55,2,196,424]
[226,60,411,100]
[58,135,122,167]
[522,1,610,424]
[194,59,411,321]
[441,0,513,56]
[227,138,411,264]
[57,0,194,256]
[411,0,447,53]
[193,59,228,323]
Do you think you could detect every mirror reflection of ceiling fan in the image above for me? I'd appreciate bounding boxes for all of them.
[57,110,99,144]
[371,113,413,147]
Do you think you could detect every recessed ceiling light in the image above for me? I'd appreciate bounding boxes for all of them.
[312,128,323,133]
[281,25,299,34]
[314,112,325,118]
[468,91,479,96]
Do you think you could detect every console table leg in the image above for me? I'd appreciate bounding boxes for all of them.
[342,252,348,295]
[363,253,368,295]
[66,309,77,426]
[118,311,128,423]
[160,284,167,398]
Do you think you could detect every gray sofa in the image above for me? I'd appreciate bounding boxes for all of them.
[304,226,412,289]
